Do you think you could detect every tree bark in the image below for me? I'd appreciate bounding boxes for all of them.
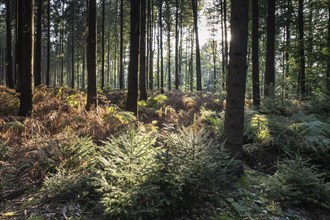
[298,0,305,98]
[101,0,105,89]
[60,1,64,86]
[327,2,330,92]
[34,0,42,86]
[159,0,164,93]
[18,0,34,116]
[119,0,124,89]
[252,0,260,107]
[191,0,202,91]
[46,0,50,86]
[224,0,249,160]
[126,0,141,114]
[167,0,171,91]
[140,0,148,100]
[285,0,291,97]
[6,0,14,88]
[86,0,97,110]
[175,0,179,89]
[148,0,154,90]
[264,0,276,97]
[71,0,75,88]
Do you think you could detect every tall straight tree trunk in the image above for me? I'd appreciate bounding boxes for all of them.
[178,19,183,88]
[157,30,160,88]
[327,3,330,91]
[159,0,164,93]
[76,47,80,88]
[119,0,124,89]
[224,0,228,69]
[224,0,249,161]
[175,0,180,89]
[167,0,171,91]
[107,19,111,86]
[35,0,42,86]
[15,0,19,90]
[298,0,305,98]
[191,0,202,90]
[71,0,75,88]
[212,39,216,91]
[252,0,260,107]
[285,0,291,97]
[264,0,276,97]
[140,0,148,100]
[86,0,97,110]
[113,1,119,88]
[82,46,85,90]
[148,0,154,89]
[191,33,194,91]
[307,6,313,95]
[46,0,50,86]
[6,0,14,88]
[60,1,64,86]
[220,1,225,91]
[18,0,34,116]
[126,0,141,114]
[101,0,105,89]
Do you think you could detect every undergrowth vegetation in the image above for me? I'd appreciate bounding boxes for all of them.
[0,87,329,219]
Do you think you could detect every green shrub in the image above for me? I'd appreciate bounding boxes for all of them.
[147,94,168,109]
[60,136,97,171]
[305,92,330,116]
[289,121,330,138]
[41,167,86,199]
[267,157,330,207]
[261,97,298,116]
[92,127,240,218]
[244,114,274,145]
[288,121,330,178]
[41,136,97,200]
[200,107,224,134]
[93,129,164,219]
[160,127,241,213]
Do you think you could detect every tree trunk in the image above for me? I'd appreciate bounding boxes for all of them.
[34,0,42,86]
[190,31,194,91]
[46,0,50,86]
[148,0,154,90]
[15,0,19,90]
[71,0,75,88]
[60,1,64,86]
[298,0,305,98]
[191,0,202,91]
[86,0,97,110]
[264,0,276,97]
[175,0,179,89]
[126,0,140,114]
[166,0,171,91]
[327,3,330,91]
[18,0,34,116]
[252,0,260,107]
[212,39,216,91]
[6,0,14,88]
[220,1,225,91]
[223,0,228,73]
[140,0,148,100]
[119,0,124,89]
[224,0,249,161]
[101,0,105,89]
[285,0,291,97]
[159,0,164,93]
[157,29,160,89]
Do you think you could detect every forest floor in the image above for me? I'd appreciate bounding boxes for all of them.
[0,86,329,220]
